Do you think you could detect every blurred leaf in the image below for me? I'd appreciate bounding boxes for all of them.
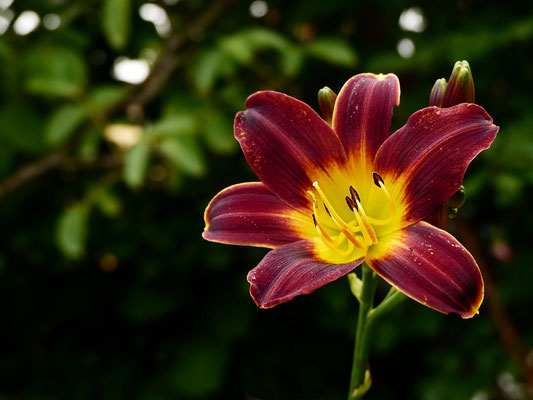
[243,28,303,75]
[306,37,358,67]
[102,0,131,50]
[202,109,237,153]
[24,46,87,98]
[159,136,205,177]
[0,103,45,153]
[56,203,89,260]
[123,141,150,189]
[222,28,303,75]
[193,47,233,94]
[76,129,101,160]
[96,189,122,217]
[44,103,86,146]
[89,85,128,111]
[147,115,197,138]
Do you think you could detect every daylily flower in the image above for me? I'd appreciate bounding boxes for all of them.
[203,73,498,318]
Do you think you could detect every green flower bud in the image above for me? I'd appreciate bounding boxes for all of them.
[441,60,475,107]
[429,78,447,107]
[447,185,466,219]
[318,86,337,125]
[447,185,466,209]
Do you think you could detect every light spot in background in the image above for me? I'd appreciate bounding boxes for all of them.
[249,0,268,18]
[0,9,14,34]
[497,372,525,399]
[163,0,179,4]
[112,57,150,84]
[471,391,489,400]
[399,7,426,33]
[139,3,171,37]
[104,123,143,149]
[43,13,60,30]
[397,38,415,58]
[13,10,40,35]
[0,0,14,10]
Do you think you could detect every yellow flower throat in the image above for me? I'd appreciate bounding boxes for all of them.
[308,172,396,257]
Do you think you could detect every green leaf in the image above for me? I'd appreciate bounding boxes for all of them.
[24,46,87,98]
[0,103,45,153]
[147,115,197,138]
[44,103,87,146]
[96,189,122,217]
[56,203,89,260]
[193,47,233,94]
[89,85,128,111]
[202,109,237,154]
[306,37,358,67]
[76,129,102,161]
[159,136,205,177]
[123,141,150,188]
[102,0,131,50]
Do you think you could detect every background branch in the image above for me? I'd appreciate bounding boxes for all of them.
[0,0,239,201]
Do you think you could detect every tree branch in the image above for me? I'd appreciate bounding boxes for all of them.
[0,0,239,201]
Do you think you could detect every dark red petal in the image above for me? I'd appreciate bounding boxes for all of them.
[374,104,498,226]
[235,91,347,211]
[332,73,400,163]
[367,222,483,318]
[248,240,364,308]
[203,182,312,248]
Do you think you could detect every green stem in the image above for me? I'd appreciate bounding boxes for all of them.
[347,271,407,400]
[348,263,378,399]
[367,288,406,330]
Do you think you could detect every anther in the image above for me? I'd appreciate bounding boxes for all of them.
[349,186,360,204]
[345,196,357,211]
[372,172,384,187]
[324,205,332,217]
[312,214,317,227]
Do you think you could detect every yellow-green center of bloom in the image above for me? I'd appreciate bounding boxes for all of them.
[308,172,401,263]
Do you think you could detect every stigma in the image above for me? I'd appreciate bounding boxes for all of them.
[309,173,396,256]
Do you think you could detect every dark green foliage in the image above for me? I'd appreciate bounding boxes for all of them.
[0,0,532,399]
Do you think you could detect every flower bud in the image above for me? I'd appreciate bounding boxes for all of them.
[429,78,447,107]
[447,185,466,209]
[441,60,475,107]
[318,86,337,125]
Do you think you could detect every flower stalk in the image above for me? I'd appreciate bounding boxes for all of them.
[348,265,406,399]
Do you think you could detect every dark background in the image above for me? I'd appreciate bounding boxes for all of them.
[0,0,532,399]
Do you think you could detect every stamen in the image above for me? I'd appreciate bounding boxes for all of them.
[350,204,373,247]
[345,196,356,211]
[313,213,358,255]
[353,198,379,245]
[347,186,377,246]
[349,186,360,204]
[366,172,396,226]
[372,172,384,187]
[313,182,356,233]
[312,182,365,250]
